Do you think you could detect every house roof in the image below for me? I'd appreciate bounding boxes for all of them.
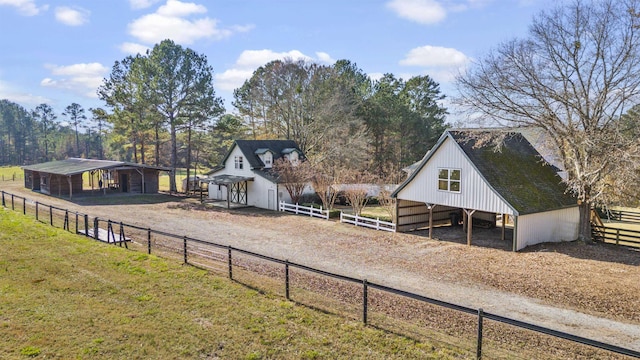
[216,139,305,170]
[22,158,171,176]
[392,130,576,215]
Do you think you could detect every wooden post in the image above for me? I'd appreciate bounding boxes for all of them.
[428,204,434,240]
[464,209,476,246]
[285,260,290,300]
[68,175,72,199]
[501,213,506,241]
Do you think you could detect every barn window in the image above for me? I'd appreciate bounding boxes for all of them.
[438,168,461,192]
[234,156,243,169]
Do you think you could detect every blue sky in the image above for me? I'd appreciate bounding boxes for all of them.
[0,0,554,119]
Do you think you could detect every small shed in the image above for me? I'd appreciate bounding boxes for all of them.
[392,130,579,251]
[23,158,170,199]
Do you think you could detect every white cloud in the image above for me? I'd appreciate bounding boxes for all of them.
[316,52,335,64]
[41,63,108,98]
[129,0,162,10]
[368,72,385,82]
[386,0,446,25]
[120,42,150,55]
[0,79,51,105]
[0,0,47,16]
[400,45,469,67]
[55,6,90,26]
[398,45,470,85]
[215,49,334,92]
[126,0,251,45]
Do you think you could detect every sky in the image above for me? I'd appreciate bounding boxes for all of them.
[0,0,557,122]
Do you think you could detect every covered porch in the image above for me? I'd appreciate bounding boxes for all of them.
[206,174,253,209]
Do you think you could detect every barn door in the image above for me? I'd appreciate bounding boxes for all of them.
[120,173,129,192]
[268,189,275,210]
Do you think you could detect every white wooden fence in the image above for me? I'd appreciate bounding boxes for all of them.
[279,201,329,220]
[340,212,396,232]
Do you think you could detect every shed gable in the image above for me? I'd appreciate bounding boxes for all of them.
[396,136,515,215]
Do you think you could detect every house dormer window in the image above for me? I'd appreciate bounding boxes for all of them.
[235,156,243,169]
[438,168,460,192]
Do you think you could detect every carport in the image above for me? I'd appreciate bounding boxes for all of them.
[392,130,579,251]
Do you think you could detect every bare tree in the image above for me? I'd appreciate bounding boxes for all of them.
[342,170,377,216]
[456,0,640,242]
[273,157,310,204]
[309,164,343,210]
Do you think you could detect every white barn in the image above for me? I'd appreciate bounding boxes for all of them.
[392,130,579,251]
[205,140,308,210]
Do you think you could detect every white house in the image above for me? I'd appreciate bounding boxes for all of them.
[392,130,579,251]
[205,140,307,210]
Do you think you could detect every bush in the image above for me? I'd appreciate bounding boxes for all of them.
[358,213,393,223]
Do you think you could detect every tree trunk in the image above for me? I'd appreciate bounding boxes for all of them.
[155,123,160,166]
[169,119,177,193]
[578,200,593,243]
[185,125,192,194]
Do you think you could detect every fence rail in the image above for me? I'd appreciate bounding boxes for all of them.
[2,189,639,359]
[279,201,329,220]
[605,209,640,224]
[592,224,640,246]
[340,212,396,232]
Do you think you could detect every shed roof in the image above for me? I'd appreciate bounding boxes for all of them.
[392,130,576,215]
[22,158,171,176]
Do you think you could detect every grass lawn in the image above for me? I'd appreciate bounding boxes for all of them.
[0,209,462,359]
[0,166,22,181]
[159,168,209,192]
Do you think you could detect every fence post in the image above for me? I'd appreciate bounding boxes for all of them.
[616,229,620,245]
[84,214,89,237]
[295,203,299,215]
[228,246,233,280]
[94,218,99,240]
[63,210,69,231]
[285,260,290,300]
[35,201,39,220]
[11,194,14,210]
[75,212,78,234]
[477,308,484,359]
[49,205,53,226]
[147,228,152,255]
[363,279,368,325]
[22,197,25,215]
[376,217,380,231]
[1,190,5,207]
[183,236,188,264]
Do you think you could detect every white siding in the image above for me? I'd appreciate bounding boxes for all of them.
[396,137,515,215]
[515,206,579,250]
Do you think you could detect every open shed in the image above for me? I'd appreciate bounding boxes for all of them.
[23,158,170,199]
[392,130,579,251]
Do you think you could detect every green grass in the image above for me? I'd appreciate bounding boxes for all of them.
[159,168,209,192]
[0,209,463,359]
[0,166,22,181]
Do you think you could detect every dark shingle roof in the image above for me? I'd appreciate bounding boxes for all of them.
[449,131,575,214]
[393,130,576,215]
[223,140,304,169]
[22,158,170,176]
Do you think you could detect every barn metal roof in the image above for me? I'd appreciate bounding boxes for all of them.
[22,158,171,176]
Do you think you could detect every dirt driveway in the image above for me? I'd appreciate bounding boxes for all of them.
[2,182,640,353]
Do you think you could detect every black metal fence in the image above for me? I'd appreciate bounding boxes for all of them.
[1,189,639,359]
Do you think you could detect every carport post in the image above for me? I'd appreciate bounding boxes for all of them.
[501,214,506,241]
[464,209,476,246]
[428,204,435,240]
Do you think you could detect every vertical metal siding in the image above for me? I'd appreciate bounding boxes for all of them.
[397,137,515,215]
[515,206,580,250]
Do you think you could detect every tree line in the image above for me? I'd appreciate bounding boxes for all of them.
[0,39,448,191]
